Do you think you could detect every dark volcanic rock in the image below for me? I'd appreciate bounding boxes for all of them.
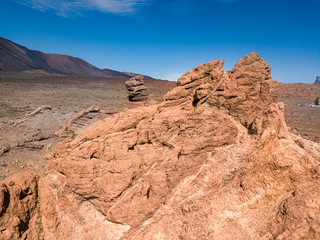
[125,75,148,102]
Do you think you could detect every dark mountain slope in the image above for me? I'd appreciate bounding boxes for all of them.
[0,37,122,77]
[101,68,132,78]
[0,37,52,72]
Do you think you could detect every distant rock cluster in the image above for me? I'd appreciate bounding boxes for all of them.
[297,103,320,108]
[314,76,320,85]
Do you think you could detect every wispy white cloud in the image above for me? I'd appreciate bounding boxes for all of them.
[16,0,239,17]
[17,0,147,16]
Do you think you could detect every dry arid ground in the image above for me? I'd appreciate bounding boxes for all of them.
[277,83,320,141]
[0,71,319,181]
[0,72,176,180]
[0,72,175,117]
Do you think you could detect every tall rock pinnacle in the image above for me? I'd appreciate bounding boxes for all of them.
[125,75,149,108]
[125,75,148,102]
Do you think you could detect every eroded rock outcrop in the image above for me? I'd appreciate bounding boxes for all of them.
[2,52,320,239]
[37,52,320,239]
[163,52,277,132]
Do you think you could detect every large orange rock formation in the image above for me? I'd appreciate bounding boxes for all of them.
[1,52,320,239]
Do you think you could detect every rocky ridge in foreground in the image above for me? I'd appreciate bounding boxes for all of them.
[1,53,320,239]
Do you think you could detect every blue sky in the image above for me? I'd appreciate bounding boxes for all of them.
[1,0,319,82]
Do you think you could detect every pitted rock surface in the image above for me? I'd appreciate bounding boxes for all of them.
[0,172,41,240]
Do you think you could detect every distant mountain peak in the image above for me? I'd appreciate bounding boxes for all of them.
[0,36,154,79]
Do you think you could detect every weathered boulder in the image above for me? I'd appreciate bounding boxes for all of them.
[125,75,148,102]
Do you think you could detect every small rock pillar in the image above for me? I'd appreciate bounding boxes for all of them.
[125,75,148,108]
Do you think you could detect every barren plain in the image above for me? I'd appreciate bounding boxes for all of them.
[277,83,320,140]
[0,72,176,180]
[0,71,319,181]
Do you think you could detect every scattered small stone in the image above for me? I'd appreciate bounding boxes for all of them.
[296,103,320,108]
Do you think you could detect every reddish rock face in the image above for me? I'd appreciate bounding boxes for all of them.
[38,52,320,239]
[164,52,278,131]
[2,53,320,239]
[0,172,41,240]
